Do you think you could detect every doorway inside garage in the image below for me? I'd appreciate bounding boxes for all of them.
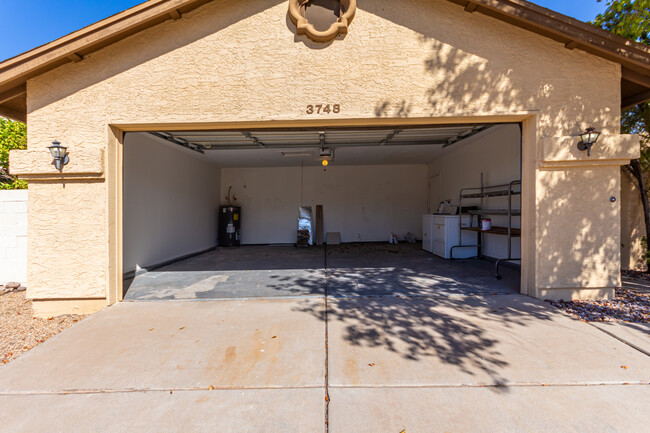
[121,123,522,301]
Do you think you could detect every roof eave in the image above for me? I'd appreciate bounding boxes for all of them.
[0,0,213,122]
[450,0,650,107]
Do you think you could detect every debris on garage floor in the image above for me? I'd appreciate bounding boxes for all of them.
[0,290,86,364]
[545,288,649,323]
[326,242,416,256]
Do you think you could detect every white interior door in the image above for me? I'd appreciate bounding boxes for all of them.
[428,174,441,213]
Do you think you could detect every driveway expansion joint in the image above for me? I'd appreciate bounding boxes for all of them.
[588,322,650,357]
[327,381,650,389]
[324,245,330,433]
[0,385,326,396]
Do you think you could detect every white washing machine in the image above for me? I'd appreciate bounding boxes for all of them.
[422,214,477,259]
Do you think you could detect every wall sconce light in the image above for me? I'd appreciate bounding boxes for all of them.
[577,128,601,157]
[48,140,69,171]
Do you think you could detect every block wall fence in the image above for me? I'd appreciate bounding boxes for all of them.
[0,190,28,285]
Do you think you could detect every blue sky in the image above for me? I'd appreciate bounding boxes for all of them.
[0,0,609,62]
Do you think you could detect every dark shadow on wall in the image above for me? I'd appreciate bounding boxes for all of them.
[535,167,620,289]
[366,0,619,291]
[364,0,618,135]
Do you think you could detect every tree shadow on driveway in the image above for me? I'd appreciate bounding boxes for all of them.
[267,245,554,388]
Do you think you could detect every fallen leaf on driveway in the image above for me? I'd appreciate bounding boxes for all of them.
[179,327,185,330]
[149,328,154,331]
[208,385,214,390]
[368,363,375,367]
[621,366,628,369]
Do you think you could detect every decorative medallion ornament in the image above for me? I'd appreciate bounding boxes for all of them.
[289,0,357,42]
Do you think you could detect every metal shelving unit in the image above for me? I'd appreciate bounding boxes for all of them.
[450,178,521,279]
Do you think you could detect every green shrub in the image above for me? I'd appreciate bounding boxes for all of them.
[0,117,27,190]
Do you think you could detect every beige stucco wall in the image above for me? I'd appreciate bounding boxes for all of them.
[9,0,640,312]
[620,168,646,271]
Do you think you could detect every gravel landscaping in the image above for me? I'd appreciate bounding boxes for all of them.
[546,288,650,323]
[1,289,86,364]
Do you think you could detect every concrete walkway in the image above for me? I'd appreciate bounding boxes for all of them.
[1,292,648,432]
[590,321,650,356]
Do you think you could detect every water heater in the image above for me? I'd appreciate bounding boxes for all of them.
[219,206,241,247]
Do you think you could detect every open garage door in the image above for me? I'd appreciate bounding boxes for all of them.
[121,123,522,301]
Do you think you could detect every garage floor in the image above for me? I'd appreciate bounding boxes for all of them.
[124,243,520,300]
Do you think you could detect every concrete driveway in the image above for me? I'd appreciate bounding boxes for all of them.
[1,291,648,432]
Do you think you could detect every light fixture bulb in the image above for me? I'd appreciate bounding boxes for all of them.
[577,127,601,157]
[47,140,70,171]
[322,160,329,167]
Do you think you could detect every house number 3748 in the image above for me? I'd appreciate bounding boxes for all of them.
[306,104,340,115]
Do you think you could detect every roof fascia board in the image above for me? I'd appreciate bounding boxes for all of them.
[447,0,650,71]
[0,0,183,70]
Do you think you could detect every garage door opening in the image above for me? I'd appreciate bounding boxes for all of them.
[121,123,522,301]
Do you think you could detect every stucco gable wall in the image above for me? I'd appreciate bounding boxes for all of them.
[27,0,621,135]
[22,0,624,300]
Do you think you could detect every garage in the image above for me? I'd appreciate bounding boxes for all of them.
[3,0,646,316]
[122,123,522,300]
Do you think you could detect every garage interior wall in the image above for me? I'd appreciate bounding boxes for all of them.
[220,164,428,244]
[123,133,221,274]
[428,124,522,259]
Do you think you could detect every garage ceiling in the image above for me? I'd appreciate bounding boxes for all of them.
[146,125,494,167]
